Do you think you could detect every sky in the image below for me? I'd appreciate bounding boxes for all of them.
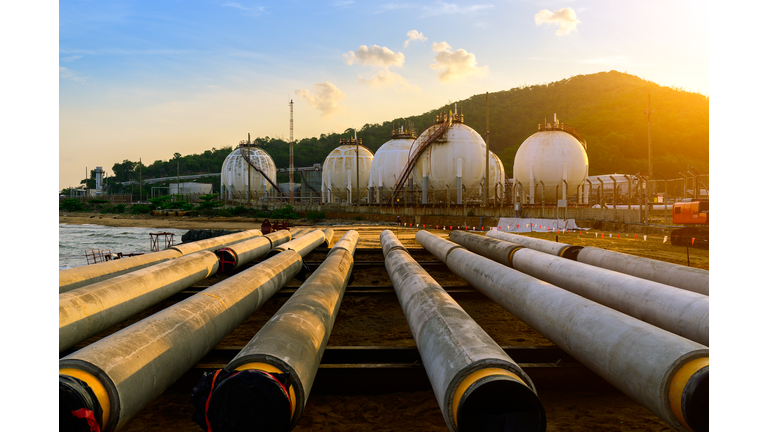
[54,0,710,191]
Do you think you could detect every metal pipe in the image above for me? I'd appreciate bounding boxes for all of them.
[417,231,708,432]
[59,250,220,353]
[267,229,326,259]
[322,227,335,247]
[486,230,583,260]
[168,229,263,256]
[214,231,292,273]
[59,249,181,293]
[448,231,523,267]
[386,230,546,432]
[59,229,262,293]
[59,249,304,432]
[576,247,709,296]
[450,232,709,346]
[198,231,360,431]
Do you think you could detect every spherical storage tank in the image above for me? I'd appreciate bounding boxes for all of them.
[322,139,374,203]
[411,112,488,201]
[221,144,277,200]
[367,128,416,192]
[513,122,588,201]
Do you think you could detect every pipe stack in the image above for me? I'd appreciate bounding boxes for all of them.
[383,230,546,432]
[417,231,708,432]
[195,230,359,431]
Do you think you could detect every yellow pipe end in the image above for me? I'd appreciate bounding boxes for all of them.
[451,368,528,427]
[60,368,110,428]
[234,362,296,419]
[669,357,709,431]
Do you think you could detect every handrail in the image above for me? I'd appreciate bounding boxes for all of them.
[385,116,452,205]
[239,145,287,197]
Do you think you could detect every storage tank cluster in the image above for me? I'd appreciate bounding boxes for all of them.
[512,116,589,204]
[220,140,279,202]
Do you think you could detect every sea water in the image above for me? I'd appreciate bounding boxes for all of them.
[59,224,188,270]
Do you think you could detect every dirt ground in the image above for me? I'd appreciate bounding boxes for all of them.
[61,213,706,431]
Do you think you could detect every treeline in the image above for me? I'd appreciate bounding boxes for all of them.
[73,71,708,192]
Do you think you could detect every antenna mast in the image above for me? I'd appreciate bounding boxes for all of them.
[289,99,294,204]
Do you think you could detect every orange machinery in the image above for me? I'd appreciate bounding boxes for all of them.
[671,200,709,249]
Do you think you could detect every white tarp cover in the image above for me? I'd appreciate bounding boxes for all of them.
[495,218,590,233]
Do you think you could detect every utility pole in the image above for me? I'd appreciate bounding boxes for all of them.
[484,92,490,207]
[177,159,180,198]
[289,100,294,205]
[355,129,359,209]
[644,94,655,193]
[139,159,142,202]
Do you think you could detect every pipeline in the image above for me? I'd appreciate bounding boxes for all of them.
[322,227,335,247]
[576,246,709,296]
[449,230,709,346]
[382,230,546,432]
[59,250,219,353]
[266,229,327,259]
[59,248,306,432]
[215,231,292,272]
[59,229,263,293]
[487,231,709,296]
[486,230,582,260]
[417,231,708,432]
[194,230,359,431]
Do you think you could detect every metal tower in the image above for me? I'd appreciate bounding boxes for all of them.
[289,99,294,204]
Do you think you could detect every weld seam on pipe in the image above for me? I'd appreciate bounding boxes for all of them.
[59,251,220,352]
[382,230,545,432]
[417,231,708,431]
[208,230,359,430]
[59,250,303,432]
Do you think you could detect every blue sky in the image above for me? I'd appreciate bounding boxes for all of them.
[55,1,710,190]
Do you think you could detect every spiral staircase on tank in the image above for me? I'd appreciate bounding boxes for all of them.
[384,114,453,205]
[239,144,287,198]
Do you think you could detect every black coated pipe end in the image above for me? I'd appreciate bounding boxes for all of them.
[214,248,237,273]
[457,376,546,432]
[683,366,709,432]
[561,245,584,261]
[59,375,102,432]
[207,370,292,432]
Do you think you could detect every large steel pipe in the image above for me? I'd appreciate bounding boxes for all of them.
[59,249,182,293]
[266,229,326,259]
[215,231,292,272]
[417,231,708,432]
[322,227,335,246]
[449,231,709,346]
[59,229,262,293]
[576,246,709,296]
[382,230,546,432]
[59,250,220,353]
[59,249,304,432]
[448,230,523,266]
[486,230,583,260]
[169,229,263,256]
[197,230,359,431]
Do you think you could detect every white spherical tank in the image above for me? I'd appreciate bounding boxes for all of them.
[220,145,277,199]
[368,135,415,192]
[322,141,374,203]
[513,128,588,201]
[411,118,487,201]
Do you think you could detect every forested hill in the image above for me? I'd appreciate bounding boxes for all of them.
[101,71,708,187]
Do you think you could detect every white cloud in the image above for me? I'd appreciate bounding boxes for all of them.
[423,2,493,16]
[222,3,266,14]
[295,82,346,118]
[358,70,418,91]
[343,45,405,68]
[535,7,580,36]
[60,55,83,62]
[60,67,87,82]
[404,30,427,48]
[430,41,487,83]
